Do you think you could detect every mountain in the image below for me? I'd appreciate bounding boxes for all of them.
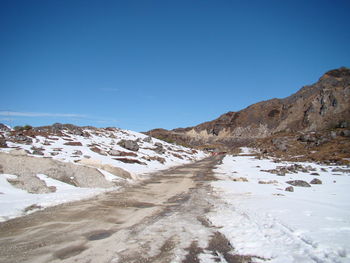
[146,67,350,149]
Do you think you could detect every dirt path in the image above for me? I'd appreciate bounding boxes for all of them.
[0,156,250,263]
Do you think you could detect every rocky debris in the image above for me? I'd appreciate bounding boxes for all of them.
[108,150,137,157]
[63,141,83,146]
[153,142,166,154]
[338,121,349,128]
[114,158,146,165]
[258,180,278,184]
[310,178,322,184]
[172,153,184,159]
[340,130,350,137]
[118,139,139,152]
[8,134,33,144]
[23,204,43,212]
[310,172,320,176]
[73,150,83,156]
[89,146,108,156]
[143,136,153,143]
[285,186,294,192]
[32,149,44,156]
[0,138,8,148]
[297,132,331,146]
[261,164,316,176]
[272,138,288,151]
[0,123,11,131]
[232,177,248,182]
[332,168,350,173]
[142,156,166,164]
[286,180,311,187]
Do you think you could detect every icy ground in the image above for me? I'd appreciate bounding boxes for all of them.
[209,153,350,262]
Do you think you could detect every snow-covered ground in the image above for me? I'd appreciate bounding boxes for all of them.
[0,126,207,221]
[210,152,350,262]
[0,173,109,222]
[1,127,207,175]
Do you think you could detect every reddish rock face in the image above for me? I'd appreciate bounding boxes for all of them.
[146,67,350,149]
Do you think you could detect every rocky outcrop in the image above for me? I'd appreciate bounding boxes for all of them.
[146,67,350,149]
[0,151,115,189]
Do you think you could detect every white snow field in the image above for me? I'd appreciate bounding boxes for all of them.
[210,152,350,262]
[0,126,207,221]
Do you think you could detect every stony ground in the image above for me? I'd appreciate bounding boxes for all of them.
[0,156,254,263]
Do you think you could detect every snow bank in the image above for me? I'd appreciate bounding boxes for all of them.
[210,152,350,262]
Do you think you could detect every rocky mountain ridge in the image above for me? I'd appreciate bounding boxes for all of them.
[146,67,350,150]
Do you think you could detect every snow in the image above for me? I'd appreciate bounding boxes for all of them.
[209,152,350,262]
[2,127,207,176]
[0,126,207,222]
[0,173,111,222]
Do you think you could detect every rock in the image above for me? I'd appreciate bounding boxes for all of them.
[73,150,83,156]
[32,150,44,156]
[143,136,153,143]
[63,141,83,146]
[114,158,146,165]
[0,138,8,148]
[118,140,139,152]
[90,147,108,156]
[286,180,311,187]
[272,138,288,151]
[0,123,11,131]
[330,131,337,139]
[10,135,33,144]
[232,177,248,182]
[310,178,322,184]
[285,186,294,192]
[108,150,121,156]
[340,130,350,137]
[154,145,166,154]
[338,121,349,128]
[258,180,278,184]
[108,150,137,157]
[142,156,166,164]
[77,158,132,180]
[310,172,320,176]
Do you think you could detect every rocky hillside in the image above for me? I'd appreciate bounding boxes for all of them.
[0,123,206,178]
[147,67,350,149]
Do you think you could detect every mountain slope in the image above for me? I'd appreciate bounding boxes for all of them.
[147,67,350,148]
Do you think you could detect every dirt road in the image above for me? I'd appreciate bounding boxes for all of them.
[0,156,251,263]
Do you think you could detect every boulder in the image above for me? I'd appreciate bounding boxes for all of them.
[143,136,153,143]
[310,178,322,184]
[118,140,139,152]
[340,130,350,137]
[0,138,8,148]
[73,150,83,156]
[286,180,311,187]
[272,138,288,151]
[285,186,294,192]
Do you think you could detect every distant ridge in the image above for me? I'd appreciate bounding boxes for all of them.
[146,67,350,149]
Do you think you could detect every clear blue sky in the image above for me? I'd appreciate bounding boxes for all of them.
[1,0,349,131]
